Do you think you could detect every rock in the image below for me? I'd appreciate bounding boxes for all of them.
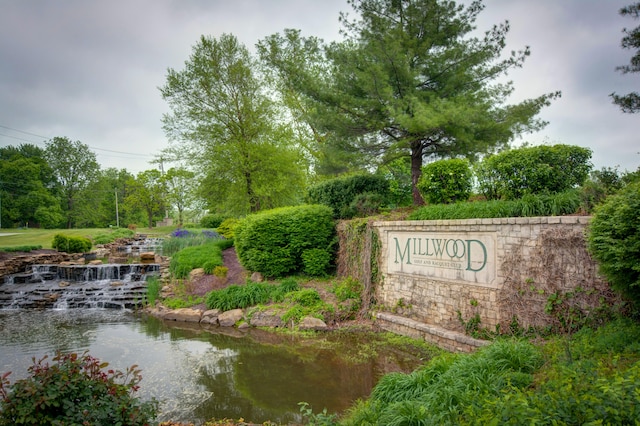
[218,309,244,327]
[58,281,70,287]
[110,281,124,287]
[189,268,205,280]
[140,252,155,261]
[88,260,103,265]
[250,310,284,328]
[298,316,328,331]
[201,309,221,325]
[238,322,250,329]
[250,272,264,282]
[163,308,202,322]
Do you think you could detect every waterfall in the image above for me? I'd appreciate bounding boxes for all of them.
[0,263,160,310]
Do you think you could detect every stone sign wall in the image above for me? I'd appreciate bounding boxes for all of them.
[373,216,603,333]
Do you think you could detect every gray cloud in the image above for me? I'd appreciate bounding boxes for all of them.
[0,0,637,174]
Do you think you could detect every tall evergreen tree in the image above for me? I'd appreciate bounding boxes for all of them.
[611,2,640,113]
[260,0,559,205]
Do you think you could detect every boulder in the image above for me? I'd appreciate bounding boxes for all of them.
[250,310,284,328]
[201,309,221,325]
[189,268,205,280]
[218,309,244,327]
[298,316,328,331]
[163,308,202,322]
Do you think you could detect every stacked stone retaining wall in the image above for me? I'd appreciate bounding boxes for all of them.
[367,216,613,351]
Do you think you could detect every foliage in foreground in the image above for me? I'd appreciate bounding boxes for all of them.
[339,319,640,425]
[588,181,640,304]
[409,190,581,220]
[0,351,158,426]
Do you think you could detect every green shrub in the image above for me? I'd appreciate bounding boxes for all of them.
[169,239,233,279]
[306,174,390,219]
[163,295,204,309]
[51,234,92,253]
[216,217,240,239]
[588,181,640,304]
[417,158,472,204]
[200,213,230,228]
[302,248,332,277]
[476,144,592,200]
[332,277,363,302]
[235,205,335,278]
[0,351,158,426]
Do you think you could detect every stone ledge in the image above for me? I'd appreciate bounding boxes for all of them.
[375,312,489,353]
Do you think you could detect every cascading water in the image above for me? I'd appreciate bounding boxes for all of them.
[0,263,160,309]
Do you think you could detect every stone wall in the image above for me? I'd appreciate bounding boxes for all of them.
[371,216,614,336]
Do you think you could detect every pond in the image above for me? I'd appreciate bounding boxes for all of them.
[0,309,426,425]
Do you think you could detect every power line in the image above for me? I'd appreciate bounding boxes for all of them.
[0,124,156,159]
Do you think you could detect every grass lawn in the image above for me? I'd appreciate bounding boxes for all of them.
[0,226,179,249]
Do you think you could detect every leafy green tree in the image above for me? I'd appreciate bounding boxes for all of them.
[74,168,140,228]
[260,0,559,205]
[45,137,100,228]
[611,2,640,113]
[0,144,62,228]
[124,169,166,228]
[162,167,199,226]
[476,144,592,200]
[160,34,307,215]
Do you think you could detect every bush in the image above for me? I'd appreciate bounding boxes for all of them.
[476,144,592,200]
[234,205,335,278]
[302,248,332,277]
[417,158,472,204]
[216,218,240,239]
[200,213,230,229]
[0,245,42,253]
[51,234,92,253]
[588,181,640,304]
[169,239,233,279]
[0,351,158,426]
[306,174,390,219]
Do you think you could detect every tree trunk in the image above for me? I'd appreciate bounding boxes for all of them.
[410,140,425,206]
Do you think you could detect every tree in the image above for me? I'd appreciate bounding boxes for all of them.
[611,2,640,113]
[45,137,100,228]
[124,169,166,228]
[260,0,559,205]
[0,144,62,228]
[74,168,139,228]
[162,167,198,226]
[160,34,307,215]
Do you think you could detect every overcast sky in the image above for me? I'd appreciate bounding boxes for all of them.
[0,0,638,175]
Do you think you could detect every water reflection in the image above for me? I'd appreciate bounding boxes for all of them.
[0,310,424,424]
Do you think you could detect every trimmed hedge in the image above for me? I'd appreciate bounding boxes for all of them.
[51,234,92,253]
[235,204,336,278]
[306,174,390,219]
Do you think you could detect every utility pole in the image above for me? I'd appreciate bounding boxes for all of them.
[115,188,120,228]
